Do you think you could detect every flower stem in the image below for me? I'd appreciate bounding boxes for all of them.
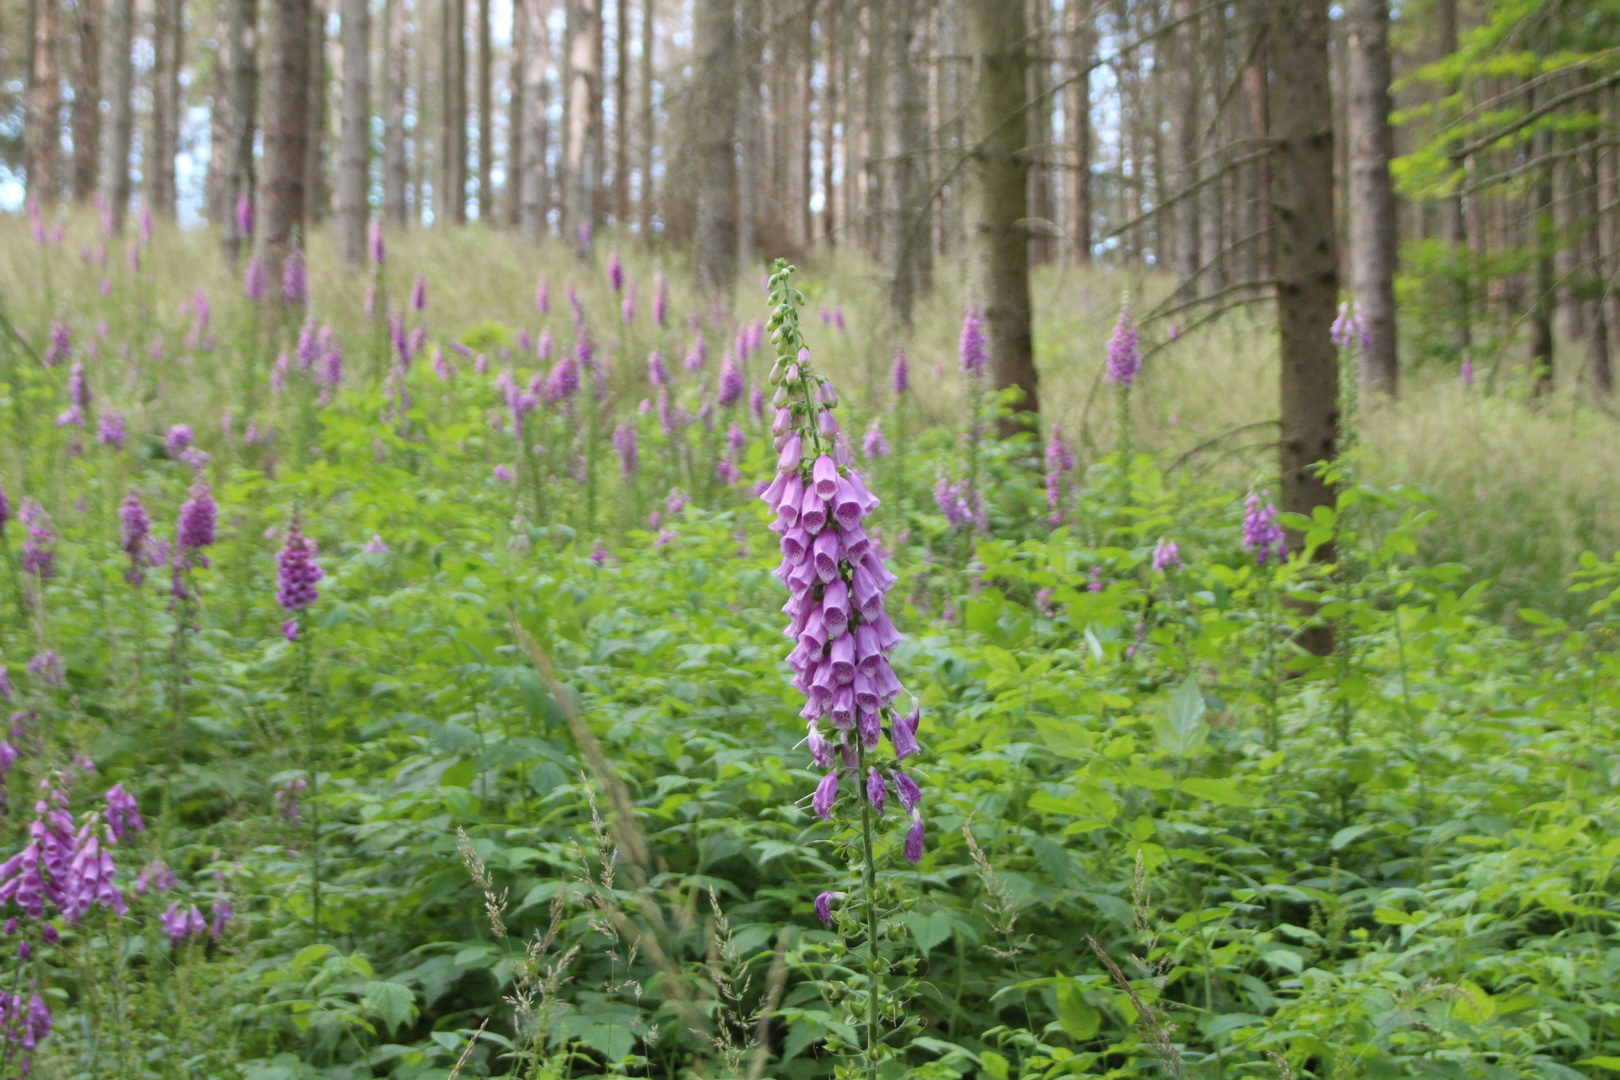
[300,620,321,943]
[858,742,880,1080]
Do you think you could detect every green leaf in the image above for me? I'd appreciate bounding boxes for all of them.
[1153,677,1207,757]
[1054,980,1100,1040]
[362,981,418,1035]
[1331,824,1376,850]
[1450,981,1495,1025]
[1179,776,1252,806]
[980,1050,1011,1080]
[1032,716,1095,757]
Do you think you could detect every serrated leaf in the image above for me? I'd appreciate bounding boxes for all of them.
[1153,677,1207,757]
[1054,979,1100,1040]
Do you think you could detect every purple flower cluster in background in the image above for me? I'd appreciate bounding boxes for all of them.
[1330,300,1367,353]
[959,308,986,377]
[1242,489,1287,566]
[1152,537,1182,571]
[1106,303,1142,387]
[1044,425,1076,525]
[276,519,324,639]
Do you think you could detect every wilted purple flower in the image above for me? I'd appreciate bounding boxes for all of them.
[862,419,888,459]
[1106,304,1142,387]
[19,500,54,578]
[1241,489,1287,566]
[244,255,269,301]
[903,820,924,862]
[685,332,706,372]
[814,890,839,926]
[369,220,384,266]
[103,784,144,840]
[275,519,323,612]
[410,275,426,312]
[236,194,255,239]
[613,423,638,476]
[282,250,308,306]
[608,252,624,293]
[120,491,151,585]
[1152,538,1181,571]
[718,358,744,407]
[165,425,193,460]
[43,323,71,367]
[177,477,217,553]
[0,484,7,540]
[959,308,986,376]
[97,410,126,449]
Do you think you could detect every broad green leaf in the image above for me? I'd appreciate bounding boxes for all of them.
[1153,677,1207,757]
[1054,979,1100,1040]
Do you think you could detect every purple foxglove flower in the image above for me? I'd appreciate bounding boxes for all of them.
[411,275,427,311]
[494,464,513,481]
[685,332,706,372]
[613,422,638,475]
[237,193,255,239]
[891,707,920,760]
[296,320,318,370]
[209,899,232,938]
[433,347,452,381]
[903,818,924,863]
[812,770,838,820]
[44,322,71,366]
[136,857,177,895]
[363,534,388,555]
[1330,300,1363,352]
[1106,303,1141,386]
[19,499,55,578]
[1461,355,1474,386]
[718,358,743,407]
[814,890,837,925]
[1241,489,1287,566]
[648,350,669,386]
[622,294,635,325]
[654,277,669,327]
[369,220,384,265]
[727,423,747,458]
[536,278,550,313]
[275,519,323,611]
[892,349,910,396]
[28,651,63,688]
[177,478,217,552]
[282,250,308,306]
[162,902,206,945]
[244,255,269,301]
[589,540,608,566]
[608,252,624,293]
[120,491,150,585]
[1152,538,1181,571]
[862,419,888,459]
[866,768,886,814]
[165,425,193,460]
[959,307,986,376]
[0,482,8,536]
[750,383,765,425]
[895,771,921,813]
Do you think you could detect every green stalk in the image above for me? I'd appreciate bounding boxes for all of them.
[857,741,881,1080]
[300,619,321,942]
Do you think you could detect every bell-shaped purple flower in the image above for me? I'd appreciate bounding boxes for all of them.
[1106,303,1142,387]
[276,519,324,612]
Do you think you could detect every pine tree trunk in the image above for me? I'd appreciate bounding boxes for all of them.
[1200,1,1227,291]
[207,8,231,222]
[1067,0,1092,263]
[1240,0,1271,283]
[1346,0,1398,394]
[221,0,259,256]
[691,0,737,292]
[801,0,815,245]
[477,0,492,219]
[1026,0,1054,264]
[106,0,135,229]
[383,0,409,224]
[613,0,629,224]
[1530,115,1556,395]
[70,0,102,203]
[563,0,602,252]
[148,0,175,214]
[885,0,929,331]
[1170,0,1200,293]
[263,0,311,282]
[820,1,835,246]
[27,0,61,203]
[520,0,551,238]
[736,0,762,271]
[335,0,369,262]
[637,0,654,238]
[306,0,328,222]
[1583,126,1611,394]
[504,0,523,227]
[1271,0,1339,564]
[964,0,1038,425]
[439,0,467,224]
[1435,0,1469,355]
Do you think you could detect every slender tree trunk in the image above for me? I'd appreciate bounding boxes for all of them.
[637,0,654,238]
[335,0,369,262]
[1200,0,1227,292]
[221,0,259,256]
[1582,126,1611,394]
[820,0,835,246]
[504,0,524,227]
[477,0,492,219]
[148,0,175,214]
[885,0,929,331]
[263,0,311,282]
[27,0,62,203]
[801,0,815,245]
[563,0,602,252]
[1436,0,1469,355]
[106,0,135,228]
[306,0,328,222]
[520,0,551,238]
[438,0,467,224]
[207,7,231,222]
[1346,0,1398,394]
[1067,0,1091,263]
[863,5,885,259]
[70,0,103,203]
[692,0,737,292]
[1170,0,1200,293]
[736,0,763,271]
[1241,0,1271,283]
[1025,0,1054,264]
[1530,116,1556,395]
[1270,0,1339,589]
[383,0,408,224]
[612,0,629,224]
[964,0,1038,425]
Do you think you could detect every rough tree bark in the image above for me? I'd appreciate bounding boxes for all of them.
[520,0,552,238]
[1170,0,1201,293]
[1435,0,1470,355]
[335,0,369,263]
[1026,0,1054,264]
[884,0,931,331]
[1530,116,1555,395]
[736,0,763,271]
[1270,0,1339,578]
[1240,0,1271,283]
[1067,0,1092,262]
[383,0,409,224]
[1581,127,1611,394]
[964,0,1039,425]
[70,0,102,203]
[820,1,835,246]
[263,0,311,285]
[637,0,654,237]
[504,0,524,227]
[439,0,467,224]
[1346,0,1399,394]
[305,0,328,222]
[26,0,62,203]
[222,0,260,257]
[691,0,737,292]
[612,0,629,223]
[563,0,603,252]
[105,0,135,228]
[148,0,176,214]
